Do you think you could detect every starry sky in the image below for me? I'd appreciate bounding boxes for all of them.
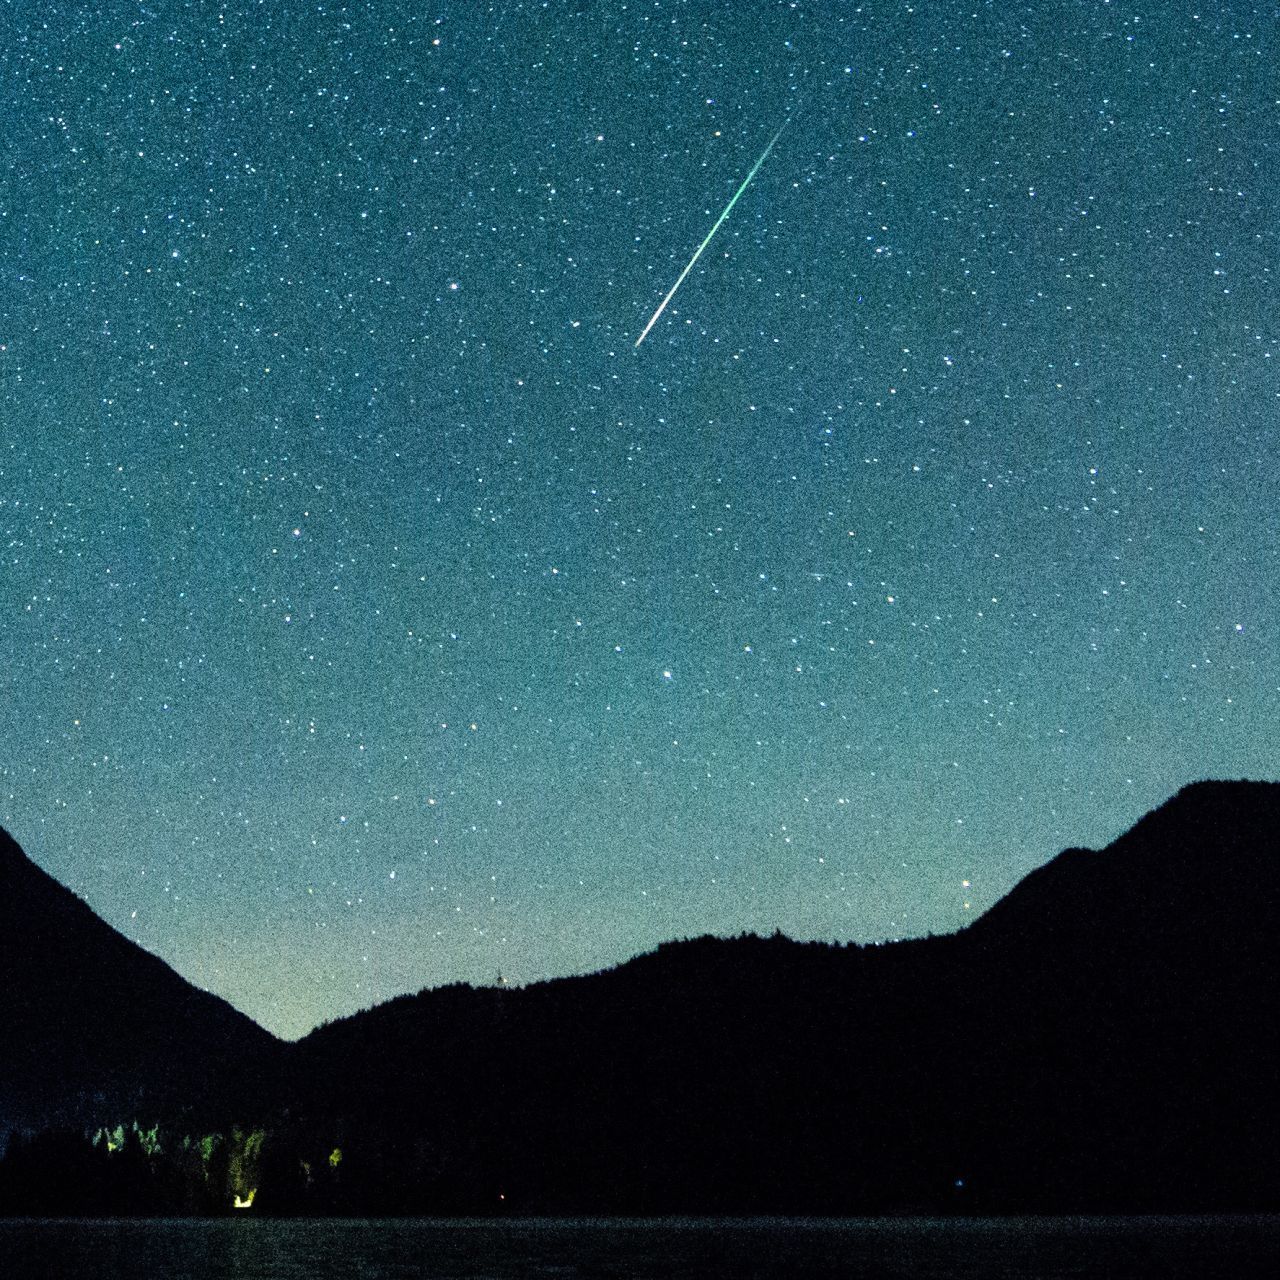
[2,1,1276,1039]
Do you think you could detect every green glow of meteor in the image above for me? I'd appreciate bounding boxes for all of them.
[634,120,791,348]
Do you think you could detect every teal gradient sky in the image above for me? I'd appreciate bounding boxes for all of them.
[2,1,1276,1037]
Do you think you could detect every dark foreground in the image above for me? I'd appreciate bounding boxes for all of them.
[1,1216,1278,1279]
[6,784,1280,1219]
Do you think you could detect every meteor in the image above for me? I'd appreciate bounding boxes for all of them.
[634,119,791,348]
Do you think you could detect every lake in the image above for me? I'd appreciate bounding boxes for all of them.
[1,1216,1277,1278]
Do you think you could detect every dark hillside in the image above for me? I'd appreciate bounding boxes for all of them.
[0,828,279,1132]
[282,780,1280,1213]
[3,781,1277,1214]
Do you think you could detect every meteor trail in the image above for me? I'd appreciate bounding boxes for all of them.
[634,119,791,348]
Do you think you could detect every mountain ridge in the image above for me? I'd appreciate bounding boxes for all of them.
[271,778,1279,1212]
[2,779,1278,1213]
[0,825,279,1132]
[6,776,1274,1046]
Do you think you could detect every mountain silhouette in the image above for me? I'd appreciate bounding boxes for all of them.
[0,827,278,1133]
[1,779,1277,1214]
[276,780,1280,1213]
[969,779,1280,944]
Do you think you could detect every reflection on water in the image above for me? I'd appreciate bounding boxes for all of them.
[1,1215,1277,1279]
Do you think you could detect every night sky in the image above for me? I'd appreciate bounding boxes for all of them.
[2,1,1276,1039]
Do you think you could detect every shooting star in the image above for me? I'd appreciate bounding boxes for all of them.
[634,119,791,348]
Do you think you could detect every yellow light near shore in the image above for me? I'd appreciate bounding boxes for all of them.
[233,1189,256,1210]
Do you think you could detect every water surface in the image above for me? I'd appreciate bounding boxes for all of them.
[2,1215,1277,1278]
